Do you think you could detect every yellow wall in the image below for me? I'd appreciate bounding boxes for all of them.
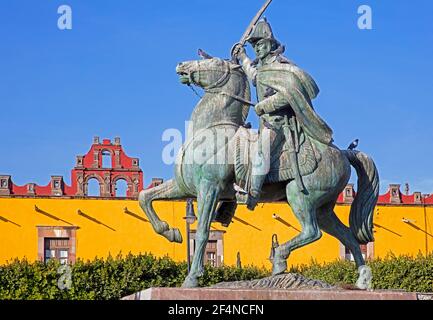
[0,197,432,268]
[372,205,432,257]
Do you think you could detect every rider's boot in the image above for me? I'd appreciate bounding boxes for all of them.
[234,189,260,211]
[235,139,270,210]
[246,172,266,211]
[234,181,262,211]
[246,191,260,211]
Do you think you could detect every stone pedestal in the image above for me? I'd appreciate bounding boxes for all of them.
[122,287,431,300]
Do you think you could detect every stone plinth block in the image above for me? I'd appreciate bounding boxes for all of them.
[122,288,431,300]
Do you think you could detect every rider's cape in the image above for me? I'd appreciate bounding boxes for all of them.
[256,62,334,145]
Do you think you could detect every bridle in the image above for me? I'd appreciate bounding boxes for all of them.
[177,59,255,193]
[188,60,231,90]
[188,59,255,106]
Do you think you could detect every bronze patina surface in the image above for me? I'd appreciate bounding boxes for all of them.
[138,2,379,289]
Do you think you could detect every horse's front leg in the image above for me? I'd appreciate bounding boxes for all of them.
[273,181,323,275]
[182,178,221,288]
[138,179,185,243]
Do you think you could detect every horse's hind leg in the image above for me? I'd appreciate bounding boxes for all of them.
[138,179,185,243]
[317,202,365,267]
[272,181,323,275]
[182,178,221,288]
[316,202,372,289]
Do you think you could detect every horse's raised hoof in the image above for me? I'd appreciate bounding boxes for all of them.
[161,228,183,243]
[182,276,199,288]
[356,265,372,290]
[171,228,183,243]
[155,221,170,235]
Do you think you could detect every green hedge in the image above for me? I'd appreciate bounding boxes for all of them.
[0,253,269,300]
[290,253,433,292]
[1,253,432,300]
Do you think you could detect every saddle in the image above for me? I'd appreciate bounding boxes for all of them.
[234,126,321,190]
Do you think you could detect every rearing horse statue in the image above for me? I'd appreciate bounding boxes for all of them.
[138,54,379,289]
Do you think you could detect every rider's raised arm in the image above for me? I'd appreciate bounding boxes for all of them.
[237,49,258,85]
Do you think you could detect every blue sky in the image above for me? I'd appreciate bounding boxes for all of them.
[0,0,432,194]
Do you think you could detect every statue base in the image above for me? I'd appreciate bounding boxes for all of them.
[121,274,432,300]
[121,287,431,300]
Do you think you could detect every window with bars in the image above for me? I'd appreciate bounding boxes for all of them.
[190,230,224,268]
[204,240,218,267]
[44,238,70,265]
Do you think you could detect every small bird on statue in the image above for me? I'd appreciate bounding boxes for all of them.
[348,139,359,150]
[198,48,213,59]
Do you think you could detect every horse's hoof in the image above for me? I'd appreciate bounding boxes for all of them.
[162,228,183,243]
[171,228,183,243]
[182,276,199,288]
[356,265,372,290]
[155,221,169,234]
[272,247,288,275]
[272,259,287,276]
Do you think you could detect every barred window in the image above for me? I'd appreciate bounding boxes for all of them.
[205,240,218,267]
[190,231,225,267]
[44,238,70,265]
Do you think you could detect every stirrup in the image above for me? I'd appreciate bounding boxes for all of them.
[235,191,249,205]
[233,183,248,194]
[235,193,259,210]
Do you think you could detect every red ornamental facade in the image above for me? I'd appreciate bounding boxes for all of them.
[0,137,144,198]
[338,183,433,205]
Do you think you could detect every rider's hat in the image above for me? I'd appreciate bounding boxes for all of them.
[246,18,279,44]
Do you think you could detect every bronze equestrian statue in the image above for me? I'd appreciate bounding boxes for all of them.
[138,12,379,290]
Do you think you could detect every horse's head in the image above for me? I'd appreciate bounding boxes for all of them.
[176,50,243,90]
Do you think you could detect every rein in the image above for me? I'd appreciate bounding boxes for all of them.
[205,88,255,106]
[189,60,255,106]
[188,84,203,99]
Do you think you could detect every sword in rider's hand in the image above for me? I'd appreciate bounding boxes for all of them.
[231,0,274,61]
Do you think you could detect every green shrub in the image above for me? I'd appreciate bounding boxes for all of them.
[1,253,432,300]
[291,253,433,293]
[290,259,358,286]
[0,253,268,300]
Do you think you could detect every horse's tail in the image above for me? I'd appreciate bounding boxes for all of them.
[342,150,379,244]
